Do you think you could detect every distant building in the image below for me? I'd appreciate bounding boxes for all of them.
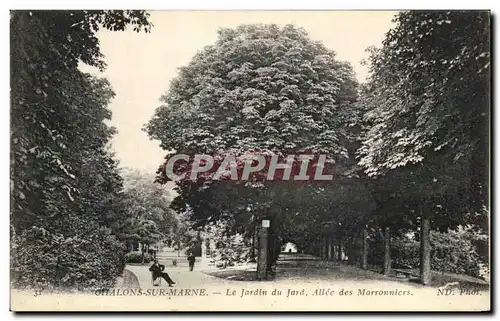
[282,242,298,253]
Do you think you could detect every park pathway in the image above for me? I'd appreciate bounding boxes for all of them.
[121,252,489,311]
[126,263,232,289]
[125,251,420,289]
[125,248,233,289]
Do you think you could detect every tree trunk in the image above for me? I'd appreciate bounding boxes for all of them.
[383,227,391,275]
[257,224,269,280]
[327,237,332,261]
[337,238,342,261]
[266,231,278,272]
[420,217,431,285]
[177,236,181,257]
[251,224,256,259]
[325,237,329,260]
[362,229,368,269]
[141,243,145,265]
[345,242,354,264]
[319,236,326,260]
[319,237,323,259]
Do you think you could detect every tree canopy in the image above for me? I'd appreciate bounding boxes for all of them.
[119,169,178,248]
[357,10,490,226]
[146,24,369,267]
[10,10,153,290]
[11,10,490,287]
[358,11,489,184]
[146,24,359,160]
[147,15,490,276]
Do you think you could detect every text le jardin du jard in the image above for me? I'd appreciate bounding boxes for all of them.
[91,287,482,297]
[228,288,414,298]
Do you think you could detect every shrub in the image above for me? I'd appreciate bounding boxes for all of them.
[184,243,202,257]
[430,228,485,277]
[11,225,126,291]
[389,228,487,278]
[366,232,385,267]
[124,251,153,264]
[204,219,251,266]
[391,235,420,269]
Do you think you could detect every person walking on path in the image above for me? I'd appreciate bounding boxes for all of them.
[187,252,196,271]
[149,259,176,287]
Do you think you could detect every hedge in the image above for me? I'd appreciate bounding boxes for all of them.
[368,227,488,278]
[11,225,126,291]
[124,251,153,264]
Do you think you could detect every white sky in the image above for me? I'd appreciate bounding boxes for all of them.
[82,11,397,172]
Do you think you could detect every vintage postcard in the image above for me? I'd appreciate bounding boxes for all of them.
[10,9,491,312]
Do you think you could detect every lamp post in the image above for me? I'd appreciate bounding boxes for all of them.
[247,206,256,260]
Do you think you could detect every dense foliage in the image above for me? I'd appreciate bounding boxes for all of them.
[10,10,152,290]
[359,10,490,277]
[358,11,489,179]
[148,14,489,279]
[388,223,488,278]
[119,169,177,251]
[203,218,251,265]
[124,251,154,264]
[146,24,366,269]
[11,226,126,290]
[147,24,359,159]
[357,10,489,222]
[11,10,489,287]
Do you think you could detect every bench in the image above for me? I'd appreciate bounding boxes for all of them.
[393,269,417,279]
[151,264,165,286]
[151,272,162,286]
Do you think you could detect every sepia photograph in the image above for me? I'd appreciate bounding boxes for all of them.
[9,9,491,312]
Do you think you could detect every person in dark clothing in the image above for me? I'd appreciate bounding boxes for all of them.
[187,253,196,271]
[149,259,176,286]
